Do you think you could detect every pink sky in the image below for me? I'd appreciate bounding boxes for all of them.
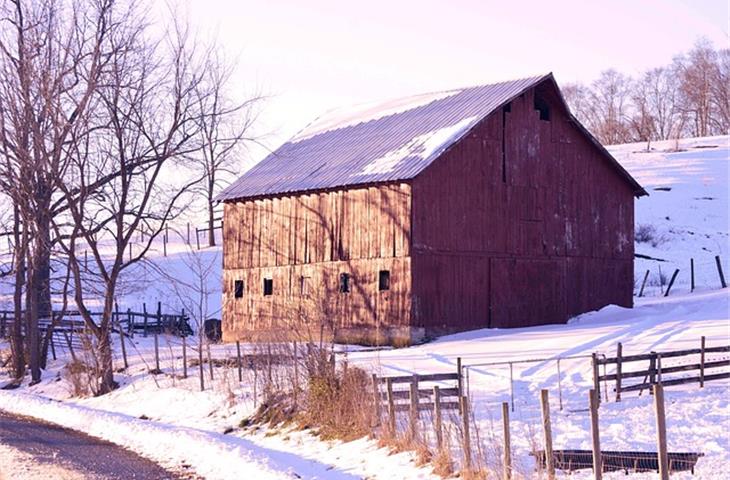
[182,0,729,163]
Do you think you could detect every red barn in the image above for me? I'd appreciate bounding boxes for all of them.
[218,74,646,345]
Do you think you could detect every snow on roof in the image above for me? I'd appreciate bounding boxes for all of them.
[217,74,550,200]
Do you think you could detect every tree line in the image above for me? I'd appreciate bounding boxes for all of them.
[562,39,729,147]
[0,0,258,393]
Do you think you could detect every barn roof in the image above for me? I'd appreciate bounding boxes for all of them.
[218,73,646,201]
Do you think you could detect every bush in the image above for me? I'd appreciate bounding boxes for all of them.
[635,224,666,247]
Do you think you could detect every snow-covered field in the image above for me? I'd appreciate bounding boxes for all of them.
[0,136,728,479]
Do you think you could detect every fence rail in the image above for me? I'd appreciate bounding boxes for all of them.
[593,338,730,402]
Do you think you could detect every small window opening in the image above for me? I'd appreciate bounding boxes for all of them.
[234,280,244,298]
[339,273,350,293]
[378,270,390,291]
[263,278,273,296]
[300,276,310,296]
[534,95,550,121]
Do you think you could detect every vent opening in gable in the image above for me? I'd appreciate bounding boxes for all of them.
[263,278,273,296]
[234,280,244,298]
[534,95,550,121]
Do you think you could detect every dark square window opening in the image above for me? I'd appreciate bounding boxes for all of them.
[263,278,273,296]
[234,280,244,298]
[378,270,390,291]
[534,95,550,121]
[339,273,350,293]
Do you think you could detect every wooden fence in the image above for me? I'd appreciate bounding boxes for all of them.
[592,337,730,402]
[372,359,466,453]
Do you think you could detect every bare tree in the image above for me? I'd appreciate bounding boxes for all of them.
[586,69,633,145]
[710,48,730,134]
[0,0,112,383]
[189,52,262,247]
[54,7,215,394]
[676,39,718,137]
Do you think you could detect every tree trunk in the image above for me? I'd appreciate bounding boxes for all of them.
[207,192,216,247]
[10,206,26,380]
[96,328,117,395]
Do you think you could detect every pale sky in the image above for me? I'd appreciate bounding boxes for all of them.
[182,0,729,164]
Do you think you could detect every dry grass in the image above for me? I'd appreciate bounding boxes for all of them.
[62,359,94,397]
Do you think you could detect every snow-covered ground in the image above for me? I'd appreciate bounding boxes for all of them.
[0,136,728,479]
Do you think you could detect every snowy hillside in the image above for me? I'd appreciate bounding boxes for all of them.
[608,135,729,295]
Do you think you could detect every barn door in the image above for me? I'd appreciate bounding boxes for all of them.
[489,257,567,328]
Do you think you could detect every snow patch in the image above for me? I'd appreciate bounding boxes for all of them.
[356,116,478,175]
[291,89,462,143]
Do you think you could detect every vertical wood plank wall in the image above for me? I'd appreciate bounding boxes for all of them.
[411,82,635,332]
[222,183,414,344]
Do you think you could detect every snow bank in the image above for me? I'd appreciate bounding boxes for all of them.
[0,391,343,480]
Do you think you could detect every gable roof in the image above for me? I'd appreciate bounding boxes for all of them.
[218,74,646,201]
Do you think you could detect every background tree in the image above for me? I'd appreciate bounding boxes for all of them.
[190,52,262,247]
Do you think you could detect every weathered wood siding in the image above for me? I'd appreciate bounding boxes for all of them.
[411,82,634,332]
[222,183,413,344]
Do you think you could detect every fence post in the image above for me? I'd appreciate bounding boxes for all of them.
[540,389,555,480]
[654,384,670,480]
[156,302,162,332]
[236,341,243,382]
[649,352,657,391]
[716,255,727,288]
[690,258,695,292]
[115,304,128,370]
[509,362,514,412]
[182,334,188,379]
[373,374,382,426]
[142,303,148,337]
[615,342,623,402]
[386,378,395,434]
[1,311,6,338]
[457,356,463,396]
[196,229,200,250]
[591,353,601,405]
[163,236,167,257]
[502,401,512,480]
[700,336,706,388]
[657,353,663,384]
[664,269,679,296]
[433,386,443,450]
[409,375,419,438]
[460,395,471,471]
[639,269,650,297]
[589,389,602,480]
[556,358,563,411]
[186,222,190,244]
[153,331,160,372]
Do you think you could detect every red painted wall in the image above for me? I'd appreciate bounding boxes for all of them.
[410,80,635,332]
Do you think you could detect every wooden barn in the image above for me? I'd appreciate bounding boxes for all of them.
[217,73,647,345]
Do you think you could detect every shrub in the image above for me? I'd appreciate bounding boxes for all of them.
[635,224,666,247]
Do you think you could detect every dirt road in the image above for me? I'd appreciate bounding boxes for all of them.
[0,410,187,479]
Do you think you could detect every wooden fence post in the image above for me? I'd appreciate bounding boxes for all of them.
[648,352,657,392]
[540,389,555,480]
[373,374,382,425]
[591,353,601,405]
[186,222,190,244]
[700,336,706,388]
[654,384,670,480]
[615,343,623,402]
[386,378,395,434]
[156,302,162,332]
[153,331,160,372]
[657,353,663,384]
[664,269,679,297]
[690,258,695,292]
[409,375,419,438]
[502,401,512,480]
[589,389,602,480]
[509,362,514,412]
[182,334,188,379]
[196,229,200,250]
[142,303,148,337]
[716,255,727,288]
[163,236,167,257]
[457,356,463,396]
[460,396,471,471]
[1,311,6,338]
[556,358,563,411]
[236,341,243,382]
[639,269,650,297]
[433,386,443,450]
